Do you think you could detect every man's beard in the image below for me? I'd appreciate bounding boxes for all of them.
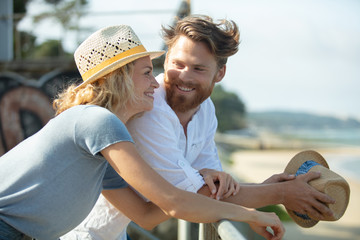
[164,75,215,113]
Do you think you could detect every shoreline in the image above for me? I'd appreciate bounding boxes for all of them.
[229,147,360,240]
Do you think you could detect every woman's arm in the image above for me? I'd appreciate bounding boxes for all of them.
[102,187,169,230]
[102,141,238,222]
[103,168,241,230]
[101,141,284,240]
[102,168,240,230]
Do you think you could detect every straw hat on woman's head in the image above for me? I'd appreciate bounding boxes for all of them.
[74,25,165,89]
[284,150,350,228]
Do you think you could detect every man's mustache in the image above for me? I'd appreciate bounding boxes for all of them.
[166,78,199,89]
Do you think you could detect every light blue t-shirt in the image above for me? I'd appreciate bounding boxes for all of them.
[0,105,132,240]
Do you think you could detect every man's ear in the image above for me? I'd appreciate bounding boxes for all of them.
[214,65,226,83]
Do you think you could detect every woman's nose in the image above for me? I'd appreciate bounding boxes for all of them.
[151,76,160,88]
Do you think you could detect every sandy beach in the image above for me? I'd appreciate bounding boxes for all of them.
[229,148,360,240]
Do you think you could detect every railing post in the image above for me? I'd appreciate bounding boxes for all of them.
[199,223,218,240]
[198,223,205,240]
[177,219,191,240]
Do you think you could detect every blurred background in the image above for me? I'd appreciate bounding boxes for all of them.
[11,0,360,118]
[1,0,360,239]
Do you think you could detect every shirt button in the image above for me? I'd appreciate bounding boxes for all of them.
[179,161,185,167]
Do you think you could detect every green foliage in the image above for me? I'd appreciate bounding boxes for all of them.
[211,84,247,132]
[13,0,89,59]
[13,31,36,59]
[32,0,89,32]
[14,0,30,15]
[32,40,71,58]
[257,205,292,222]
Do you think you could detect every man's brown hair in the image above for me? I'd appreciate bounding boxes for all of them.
[162,15,240,68]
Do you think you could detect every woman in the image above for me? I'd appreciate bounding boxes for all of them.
[0,25,284,240]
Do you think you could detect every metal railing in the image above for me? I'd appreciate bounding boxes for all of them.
[200,221,247,240]
[179,220,247,240]
[129,219,248,240]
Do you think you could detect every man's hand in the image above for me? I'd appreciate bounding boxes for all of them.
[262,173,295,184]
[199,168,240,200]
[282,171,335,220]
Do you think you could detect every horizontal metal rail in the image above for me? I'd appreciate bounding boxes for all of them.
[178,219,248,240]
[200,221,248,240]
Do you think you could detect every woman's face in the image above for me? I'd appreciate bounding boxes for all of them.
[131,56,159,113]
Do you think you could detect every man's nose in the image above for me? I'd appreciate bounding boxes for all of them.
[178,67,192,82]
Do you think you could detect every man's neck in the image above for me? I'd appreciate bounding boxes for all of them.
[175,107,199,137]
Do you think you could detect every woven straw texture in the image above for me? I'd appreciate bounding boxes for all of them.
[75,26,141,76]
[74,25,164,88]
[284,150,350,228]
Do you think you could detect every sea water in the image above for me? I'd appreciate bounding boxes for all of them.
[281,128,360,146]
[327,154,360,182]
[281,127,360,182]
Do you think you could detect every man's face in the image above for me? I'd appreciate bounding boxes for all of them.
[164,36,225,113]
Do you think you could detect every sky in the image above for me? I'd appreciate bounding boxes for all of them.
[19,0,360,119]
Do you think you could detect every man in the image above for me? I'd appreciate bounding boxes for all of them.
[128,14,334,215]
[63,15,334,240]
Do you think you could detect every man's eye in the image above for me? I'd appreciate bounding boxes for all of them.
[173,62,184,69]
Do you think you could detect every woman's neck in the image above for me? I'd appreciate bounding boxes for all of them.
[114,107,134,124]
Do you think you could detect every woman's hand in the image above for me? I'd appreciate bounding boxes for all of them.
[199,168,240,200]
[248,210,284,240]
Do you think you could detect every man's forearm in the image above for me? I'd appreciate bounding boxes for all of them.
[226,183,285,208]
[197,182,285,208]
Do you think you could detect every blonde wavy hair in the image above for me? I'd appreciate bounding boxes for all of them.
[53,62,135,116]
